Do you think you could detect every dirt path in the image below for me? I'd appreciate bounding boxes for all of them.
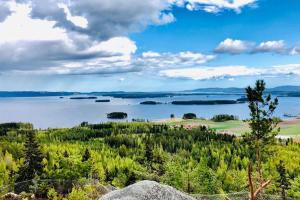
[279,118,300,126]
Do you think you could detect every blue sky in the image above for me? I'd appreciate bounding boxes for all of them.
[0,0,300,91]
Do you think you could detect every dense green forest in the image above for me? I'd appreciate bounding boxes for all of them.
[0,81,300,199]
[0,122,300,199]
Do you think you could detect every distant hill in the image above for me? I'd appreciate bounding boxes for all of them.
[184,87,244,94]
[186,86,300,96]
[0,91,76,97]
[0,85,300,98]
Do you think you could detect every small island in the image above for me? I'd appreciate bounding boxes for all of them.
[183,113,197,119]
[107,112,128,119]
[140,101,162,105]
[70,96,97,100]
[171,100,237,105]
[236,97,248,103]
[95,99,110,102]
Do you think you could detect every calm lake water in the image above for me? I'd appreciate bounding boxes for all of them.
[0,95,300,129]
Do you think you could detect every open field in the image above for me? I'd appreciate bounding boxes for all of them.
[156,118,300,140]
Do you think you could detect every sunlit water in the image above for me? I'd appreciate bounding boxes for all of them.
[0,95,299,129]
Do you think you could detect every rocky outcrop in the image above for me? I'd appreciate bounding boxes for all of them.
[100,180,195,200]
[1,192,22,200]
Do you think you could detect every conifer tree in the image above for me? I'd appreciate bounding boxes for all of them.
[244,80,279,199]
[277,160,289,200]
[82,148,91,162]
[15,130,44,192]
[145,136,153,165]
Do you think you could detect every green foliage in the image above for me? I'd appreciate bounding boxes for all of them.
[243,80,280,187]
[183,113,197,119]
[0,118,299,198]
[276,160,289,199]
[107,112,128,119]
[15,130,44,193]
[244,80,279,145]
[211,114,238,122]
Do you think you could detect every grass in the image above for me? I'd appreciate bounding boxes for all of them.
[161,118,300,139]
[279,124,300,139]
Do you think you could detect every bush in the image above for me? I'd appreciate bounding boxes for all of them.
[183,113,197,119]
[211,114,238,122]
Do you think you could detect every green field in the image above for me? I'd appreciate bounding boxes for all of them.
[163,118,300,139]
[280,124,300,139]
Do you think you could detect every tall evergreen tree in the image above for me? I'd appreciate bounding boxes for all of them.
[145,136,153,166]
[244,80,279,199]
[277,160,289,200]
[82,148,91,162]
[15,130,44,192]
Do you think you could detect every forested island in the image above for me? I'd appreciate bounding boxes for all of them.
[107,112,128,119]
[0,81,300,200]
[95,99,110,103]
[140,101,162,105]
[171,100,238,105]
[70,96,98,100]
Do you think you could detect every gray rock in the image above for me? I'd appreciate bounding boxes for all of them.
[100,180,195,200]
[1,192,22,200]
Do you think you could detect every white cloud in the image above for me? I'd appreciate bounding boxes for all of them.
[160,64,300,80]
[137,51,215,69]
[0,2,68,42]
[57,3,88,28]
[215,38,253,54]
[271,64,300,75]
[289,45,300,56]
[254,40,286,53]
[0,1,12,22]
[182,0,257,13]
[160,65,260,80]
[215,39,291,55]
[142,51,161,58]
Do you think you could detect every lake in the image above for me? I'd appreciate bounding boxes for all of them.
[0,95,299,129]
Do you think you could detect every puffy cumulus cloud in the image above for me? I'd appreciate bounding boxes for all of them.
[289,45,300,56]
[0,1,12,22]
[0,2,140,74]
[137,51,215,69]
[14,0,256,41]
[160,64,300,80]
[182,0,257,13]
[0,0,257,76]
[215,38,253,54]
[0,37,135,71]
[17,0,176,40]
[215,39,292,55]
[254,40,286,53]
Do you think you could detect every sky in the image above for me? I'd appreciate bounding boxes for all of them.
[0,0,300,91]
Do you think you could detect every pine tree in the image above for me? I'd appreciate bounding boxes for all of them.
[63,150,69,158]
[277,160,289,200]
[145,136,153,166]
[244,80,279,199]
[15,130,44,192]
[82,148,91,162]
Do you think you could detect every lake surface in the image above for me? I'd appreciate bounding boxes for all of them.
[0,95,300,129]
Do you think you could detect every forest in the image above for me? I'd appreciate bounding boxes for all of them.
[0,121,300,199]
[0,80,300,199]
